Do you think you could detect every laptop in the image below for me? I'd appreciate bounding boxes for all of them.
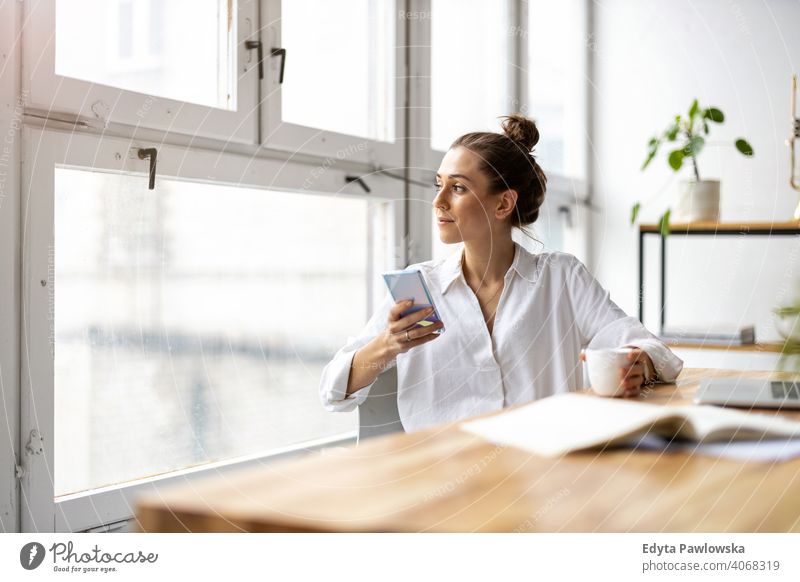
[694,378,800,410]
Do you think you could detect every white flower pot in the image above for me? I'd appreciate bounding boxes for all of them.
[776,312,800,342]
[673,179,720,223]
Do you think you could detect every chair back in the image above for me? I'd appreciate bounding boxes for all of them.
[357,368,403,442]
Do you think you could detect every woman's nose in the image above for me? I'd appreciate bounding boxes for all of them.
[433,189,446,208]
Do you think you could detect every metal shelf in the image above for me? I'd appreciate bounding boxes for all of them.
[637,221,800,333]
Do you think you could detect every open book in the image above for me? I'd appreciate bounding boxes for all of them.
[459,393,800,457]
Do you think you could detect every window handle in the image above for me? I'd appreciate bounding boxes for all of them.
[345,175,371,193]
[245,40,263,79]
[271,47,286,84]
[137,148,158,190]
[245,41,285,83]
[558,205,573,229]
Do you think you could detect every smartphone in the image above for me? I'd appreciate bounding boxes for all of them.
[382,268,446,335]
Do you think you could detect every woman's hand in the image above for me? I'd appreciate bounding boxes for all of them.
[379,300,444,359]
[616,349,654,397]
[579,348,655,398]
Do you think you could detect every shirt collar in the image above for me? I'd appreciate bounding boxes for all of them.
[436,240,539,295]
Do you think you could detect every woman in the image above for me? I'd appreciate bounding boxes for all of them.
[319,114,683,432]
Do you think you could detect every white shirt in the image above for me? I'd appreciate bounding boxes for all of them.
[319,241,683,432]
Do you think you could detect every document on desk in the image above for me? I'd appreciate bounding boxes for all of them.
[630,432,800,462]
[459,393,800,458]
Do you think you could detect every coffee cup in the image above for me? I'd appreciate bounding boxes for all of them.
[583,347,635,397]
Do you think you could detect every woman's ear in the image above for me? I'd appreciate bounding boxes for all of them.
[495,189,518,220]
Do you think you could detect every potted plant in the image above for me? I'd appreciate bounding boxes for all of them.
[775,300,800,372]
[630,99,754,235]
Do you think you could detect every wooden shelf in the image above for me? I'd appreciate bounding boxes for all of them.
[666,341,786,353]
[640,221,800,233]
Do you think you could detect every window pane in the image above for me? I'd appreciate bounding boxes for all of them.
[527,0,587,178]
[54,168,387,496]
[430,0,509,151]
[281,0,396,141]
[55,0,235,110]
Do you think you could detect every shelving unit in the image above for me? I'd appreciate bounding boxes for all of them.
[637,221,800,352]
[665,341,784,353]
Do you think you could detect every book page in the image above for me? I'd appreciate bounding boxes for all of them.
[460,393,673,456]
[672,404,800,441]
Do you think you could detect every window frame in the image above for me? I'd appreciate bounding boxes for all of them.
[259,0,407,168]
[20,125,405,532]
[522,0,590,192]
[23,0,260,144]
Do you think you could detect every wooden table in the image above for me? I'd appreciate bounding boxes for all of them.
[135,368,800,532]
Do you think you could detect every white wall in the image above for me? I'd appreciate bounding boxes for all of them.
[591,0,800,355]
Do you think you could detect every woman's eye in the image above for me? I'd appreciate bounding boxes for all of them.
[433,182,465,193]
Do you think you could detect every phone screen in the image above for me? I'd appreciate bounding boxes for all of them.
[382,269,445,334]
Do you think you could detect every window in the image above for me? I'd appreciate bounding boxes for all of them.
[54,169,378,495]
[527,0,587,180]
[26,0,258,142]
[426,0,589,262]
[261,0,405,166]
[56,0,234,110]
[429,0,512,152]
[23,128,401,530]
[281,0,395,141]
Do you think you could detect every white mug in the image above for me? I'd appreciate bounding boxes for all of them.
[583,347,635,397]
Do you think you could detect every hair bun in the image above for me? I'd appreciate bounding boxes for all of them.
[500,113,540,152]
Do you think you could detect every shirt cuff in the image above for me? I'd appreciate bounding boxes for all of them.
[319,348,388,412]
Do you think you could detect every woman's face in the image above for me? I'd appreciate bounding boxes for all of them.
[433,146,515,245]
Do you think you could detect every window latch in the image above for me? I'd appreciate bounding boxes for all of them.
[245,41,285,84]
[245,40,263,79]
[271,47,286,84]
[558,205,573,229]
[137,148,158,190]
[345,175,371,193]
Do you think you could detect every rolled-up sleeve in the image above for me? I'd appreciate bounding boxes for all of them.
[568,257,683,383]
[319,291,398,412]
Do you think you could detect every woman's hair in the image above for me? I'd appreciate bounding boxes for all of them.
[450,113,547,231]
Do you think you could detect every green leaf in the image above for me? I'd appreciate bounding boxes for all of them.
[641,137,660,170]
[735,138,754,156]
[658,209,671,237]
[630,202,641,225]
[776,305,800,317]
[664,121,680,141]
[688,99,699,119]
[668,149,685,171]
[686,135,705,157]
[702,120,709,135]
[704,107,724,123]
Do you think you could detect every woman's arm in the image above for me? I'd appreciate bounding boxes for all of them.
[319,292,397,412]
[346,337,393,397]
[568,257,684,385]
[320,293,444,411]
